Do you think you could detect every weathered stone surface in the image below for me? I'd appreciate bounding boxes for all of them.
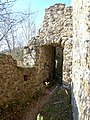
[72,0,90,119]
[2,2,90,120]
[63,38,72,86]
[37,46,56,85]
[37,4,72,46]
[38,4,73,86]
[23,2,90,120]
[23,4,73,86]
[23,45,36,67]
[0,54,42,105]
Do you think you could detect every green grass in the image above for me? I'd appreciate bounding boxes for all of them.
[39,87,72,120]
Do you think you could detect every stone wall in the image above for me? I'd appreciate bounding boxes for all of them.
[1,2,90,119]
[63,38,72,86]
[38,4,73,85]
[72,0,90,119]
[22,2,90,120]
[23,45,36,67]
[24,4,73,85]
[36,46,55,85]
[39,4,73,85]
[0,54,42,106]
[23,37,37,67]
[38,4,72,46]
[0,48,56,106]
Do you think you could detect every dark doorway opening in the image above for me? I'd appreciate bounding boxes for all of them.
[41,45,63,86]
[53,47,56,80]
[55,47,63,85]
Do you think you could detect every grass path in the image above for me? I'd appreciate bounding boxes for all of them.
[22,85,59,120]
[0,85,72,120]
[37,86,72,120]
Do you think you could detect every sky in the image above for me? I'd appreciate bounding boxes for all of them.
[13,0,71,31]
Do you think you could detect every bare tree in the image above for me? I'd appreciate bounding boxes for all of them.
[0,0,36,52]
[18,7,37,46]
[0,0,37,66]
[0,0,17,52]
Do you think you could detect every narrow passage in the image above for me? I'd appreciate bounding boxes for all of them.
[22,85,72,120]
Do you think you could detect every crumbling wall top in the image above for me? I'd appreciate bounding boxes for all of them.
[28,4,73,47]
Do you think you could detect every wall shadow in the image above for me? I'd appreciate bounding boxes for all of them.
[71,83,79,120]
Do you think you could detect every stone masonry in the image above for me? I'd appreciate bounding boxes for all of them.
[0,1,90,120]
[0,54,42,105]
[38,4,73,86]
[24,4,73,85]
[72,0,90,119]
[23,2,90,119]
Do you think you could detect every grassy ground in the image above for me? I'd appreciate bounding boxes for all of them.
[38,86,72,120]
[0,86,72,120]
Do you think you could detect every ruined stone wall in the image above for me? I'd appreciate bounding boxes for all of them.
[72,0,90,119]
[24,4,73,85]
[38,4,72,46]
[63,38,72,86]
[38,4,73,85]
[1,2,90,119]
[0,54,42,106]
[23,37,37,67]
[36,46,55,86]
[23,45,36,67]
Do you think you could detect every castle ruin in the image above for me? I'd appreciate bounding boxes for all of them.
[0,0,90,120]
